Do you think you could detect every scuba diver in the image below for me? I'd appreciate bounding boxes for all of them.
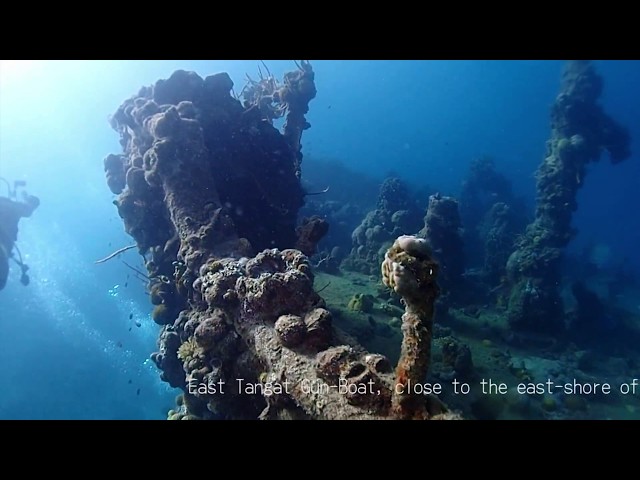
[0,178,39,291]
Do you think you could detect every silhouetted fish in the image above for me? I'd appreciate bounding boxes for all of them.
[128,379,132,384]
[128,327,132,332]
[117,341,123,348]
[124,282,128,288]
[136,388,141,396]
[129,313,133,320]
[135,320,142,328]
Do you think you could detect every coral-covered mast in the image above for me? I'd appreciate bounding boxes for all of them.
[506,60,631,331]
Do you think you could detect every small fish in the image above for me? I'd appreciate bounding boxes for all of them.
[129,313,133,320]
[135,320,142,328]
[109,242,112,247]
[117,341,123,348]
[128,379,132,384]
[136,388,141,396]
[124,282,128,288]
[128,327,132,332]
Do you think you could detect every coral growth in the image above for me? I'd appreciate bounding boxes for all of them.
[418,194,465,304]
[381,235,440,418]
[479,202,522,285]
[295,215,329,256]
[167,248,400,419]
[347,293,375,313]
[342,177,423,276]
[459,157,528,283]
[104,154,126,195]
[505,60,631,332]
[105,65,458,420]
[151,304,172,325]
[108,69,308,266]
[298,158,379,258]
[439,336,474,379]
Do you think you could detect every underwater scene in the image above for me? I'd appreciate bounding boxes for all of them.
[1,59,639,420]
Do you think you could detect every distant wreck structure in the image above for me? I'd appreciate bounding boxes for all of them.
[342,177,423,276]
[102,62,456,420]
[418,193,465,305]
[506,60,631,332]
[459,157,527,286]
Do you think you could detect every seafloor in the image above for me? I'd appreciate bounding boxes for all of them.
[315,268,640,419]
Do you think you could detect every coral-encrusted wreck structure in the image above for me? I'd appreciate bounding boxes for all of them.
[418,193,465,304]
[459,157,527,285]
[103,63,456,420]
[506,60,631,332]
[342,177,423,276]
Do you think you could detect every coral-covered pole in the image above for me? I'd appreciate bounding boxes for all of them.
[282,60,317,179]
[506,60,631,332]
[144,103,243,273]
[382,235,440,419]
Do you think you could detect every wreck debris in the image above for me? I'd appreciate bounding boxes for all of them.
[419,193,465,304]
[105,64,455,420]
[241,60,316,178]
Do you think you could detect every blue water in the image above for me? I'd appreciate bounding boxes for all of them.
[0,60,638,419]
